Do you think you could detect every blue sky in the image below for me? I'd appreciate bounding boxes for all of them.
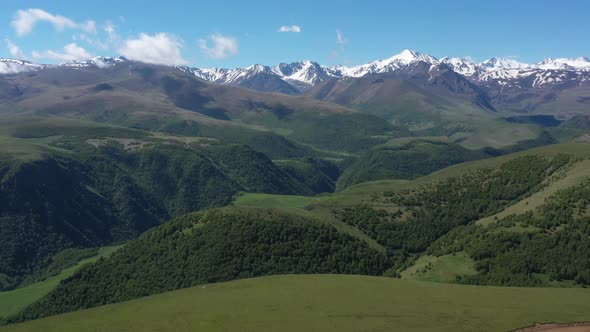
[1,0,589,68]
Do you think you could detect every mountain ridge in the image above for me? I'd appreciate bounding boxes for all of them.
[4,50,590,93]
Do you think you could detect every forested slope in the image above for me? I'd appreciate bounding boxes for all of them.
[11,208,389,322]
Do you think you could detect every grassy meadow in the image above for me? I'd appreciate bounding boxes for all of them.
[2,275,590,332]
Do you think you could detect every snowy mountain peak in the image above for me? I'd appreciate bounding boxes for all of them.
[270,60,330,87]
[480,57,529,71]
[340,50,439,78]
[441,57,478,76]
[535,57,590,71]
[246,64,269,72]
[391,49,438,64]
[187,49,590,92]
[61,56,127,68]
[1,58,33,65]
[3,51,590,93]
[0,58,44,74]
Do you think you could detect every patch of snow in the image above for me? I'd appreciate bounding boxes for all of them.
[0,58,44,74]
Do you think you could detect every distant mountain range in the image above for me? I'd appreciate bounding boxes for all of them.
[2,50,590,126]
[3,50,590,94]
[186,50,590,94]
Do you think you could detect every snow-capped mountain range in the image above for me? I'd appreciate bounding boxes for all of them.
[2,51,590,91]
[0,58,45,74]
[185,60,337,91]
[60,56,128,68]
[442,56,590,88]
[186,49,590,91]
[0,56,127,74]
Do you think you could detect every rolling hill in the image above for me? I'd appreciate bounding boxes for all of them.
[10,208,389,322]
[0,117,337,292]
[2,275,590,332]
[306,74,543,149]
[0,61,409,155]
[1,143,586,325]
[0,139,588,329]
[335,137,492,189]
[235,143,590,286]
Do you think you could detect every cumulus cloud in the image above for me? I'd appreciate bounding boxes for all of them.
[336,29,348,45]
[199,34,238,60]
[5,39,25,59]
[278,25,301,33]
[11,8,96,37]
[32,43,92,62]
[118,33,186,65]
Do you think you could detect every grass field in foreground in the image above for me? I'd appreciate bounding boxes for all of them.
[3,275,590,332]
[0,246,121,319]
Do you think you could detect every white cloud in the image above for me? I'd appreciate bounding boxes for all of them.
[11,8,96,37]
[336,29,348,45]
[118,33,186,65]
[5,39,25,59]
[199,34,238,60]
[70,21,119,51]
[72,33,109,50]
[32,43,92,62]
[278,25,301,33]
[104,21,116,41]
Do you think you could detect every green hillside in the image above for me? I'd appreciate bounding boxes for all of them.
[9,143,587,322]
[236,143,590,287]
[427,177,590,286]
[237,143,590,211]
[3,275,590,332]
[0,117,335,292]
[2,113,589,328]
[11,208,388,322]
[336,138,490,189]
[306,75,544,149]
[275,157,341,193]
[0,246,120,319]
[0,64,410,156]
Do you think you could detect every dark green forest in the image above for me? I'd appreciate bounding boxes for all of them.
[335,155,585,282]
[337,140,490,189]
[0,139,331,291]
[429,178,590,286]
[11,208,389,322]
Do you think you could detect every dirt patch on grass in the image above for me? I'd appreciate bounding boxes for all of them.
[513,323,590,332]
